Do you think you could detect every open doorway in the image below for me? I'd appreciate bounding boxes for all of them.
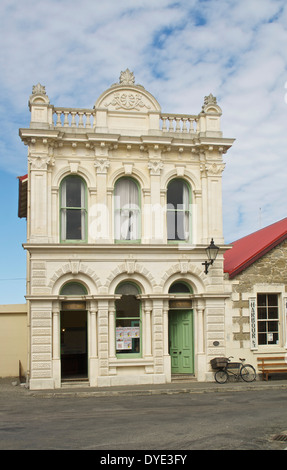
[61,307,87,380]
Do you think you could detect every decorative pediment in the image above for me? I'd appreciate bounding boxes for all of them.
[94,69,161,113]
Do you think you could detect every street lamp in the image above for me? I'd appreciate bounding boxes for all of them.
[202,238,219,274]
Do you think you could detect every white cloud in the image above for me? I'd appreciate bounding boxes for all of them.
[0,0,287,244]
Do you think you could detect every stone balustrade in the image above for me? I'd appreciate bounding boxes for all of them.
[52,107,199,134]
[53,107,96,129]
[160,114,198,134]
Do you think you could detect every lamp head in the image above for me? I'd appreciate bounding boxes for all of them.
[205,238,219,264]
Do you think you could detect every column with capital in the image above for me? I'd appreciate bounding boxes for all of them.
[89,302,98,386]
[143,302,152,357]
[148,155,164,243]
[94,145,110,243]
[163,301,171,382]
[195,301,206,382]
[52,303,61,388]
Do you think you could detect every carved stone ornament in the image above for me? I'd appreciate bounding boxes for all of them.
[94,158,110,174]
[32,83,46,95]
[148,161,164,176]
[104,92,151,111]
[202,162,226,175]
[203,93,217,106]
[28,155,54,170]
[110,68,143,88]
[119,69,135,85]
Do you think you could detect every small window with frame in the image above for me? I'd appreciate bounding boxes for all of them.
[257,293,279,345]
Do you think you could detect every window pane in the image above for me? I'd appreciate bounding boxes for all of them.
[116,283,139,295]
[167,179,190,241]
[115,296,140,317]
[60,282,87,295]
[258,333,266,345]
[114,178,140,240]
[116,320,140,354]
[258,321,266,332]
[268,307,278,319]
[257,307,267,320]
[167,209,176,240]
[169,282,191,293]
[167,179,184,206]
[268,321,278,332]
[66,209,83,239]
[268,294,278,306]
[267,332,278,344]
[176,211,185,240]
[257,294,267,307]
[65,177,83,207]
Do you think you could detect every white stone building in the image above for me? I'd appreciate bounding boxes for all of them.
[19,70,234,390]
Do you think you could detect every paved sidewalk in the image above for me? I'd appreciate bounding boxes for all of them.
[1,377,287,398]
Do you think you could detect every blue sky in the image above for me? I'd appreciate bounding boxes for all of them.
[1,0,287,304]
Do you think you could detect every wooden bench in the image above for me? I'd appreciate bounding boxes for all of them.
[257,356,287,381]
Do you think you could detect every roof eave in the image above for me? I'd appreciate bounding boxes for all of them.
[225,232,287,279]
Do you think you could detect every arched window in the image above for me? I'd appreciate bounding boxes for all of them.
[60,282,88,296]
[168,282,193,310]
[169,282,193,294]
[167,179,191,241]
[114,177,140,241]
[60,176,87,242]
[115,282,141,357]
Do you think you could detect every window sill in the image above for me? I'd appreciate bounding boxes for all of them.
[110,358,153,367]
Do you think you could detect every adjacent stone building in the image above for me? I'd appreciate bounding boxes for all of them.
[224,218,287,367]
[18,70,235,389]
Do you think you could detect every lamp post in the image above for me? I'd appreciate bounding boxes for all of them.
[202,238,219,274]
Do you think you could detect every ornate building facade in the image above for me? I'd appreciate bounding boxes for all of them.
[19,70,234,390]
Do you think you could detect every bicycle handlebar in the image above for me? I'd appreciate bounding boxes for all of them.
[227,356,246,362]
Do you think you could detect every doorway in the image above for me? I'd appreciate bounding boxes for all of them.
[169,310,194,374]
[60,308,88,380]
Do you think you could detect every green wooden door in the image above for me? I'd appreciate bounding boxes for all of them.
[169,310,194,374]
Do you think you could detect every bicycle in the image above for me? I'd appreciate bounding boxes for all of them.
[214,356,256,384]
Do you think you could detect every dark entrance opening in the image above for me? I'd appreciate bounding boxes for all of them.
[61,302,87,380]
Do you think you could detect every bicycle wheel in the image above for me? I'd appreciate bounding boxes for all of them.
[215,369,228,384]
[240,364,256,382]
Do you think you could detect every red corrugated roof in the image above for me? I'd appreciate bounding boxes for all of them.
[224,217,287,278]
[18,174,28,182]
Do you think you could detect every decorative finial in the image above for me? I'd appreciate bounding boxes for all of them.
[203,93,217,106]
[32,83,46,95]
[119,69,135,85]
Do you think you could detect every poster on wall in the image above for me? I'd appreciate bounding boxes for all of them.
[116,326,140,351]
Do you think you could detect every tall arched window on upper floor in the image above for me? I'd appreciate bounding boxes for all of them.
[114,177,140,242]
[167,178,191,242]
[60,176,87,242]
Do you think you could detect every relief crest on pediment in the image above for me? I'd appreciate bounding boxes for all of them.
[104,91,152,111]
